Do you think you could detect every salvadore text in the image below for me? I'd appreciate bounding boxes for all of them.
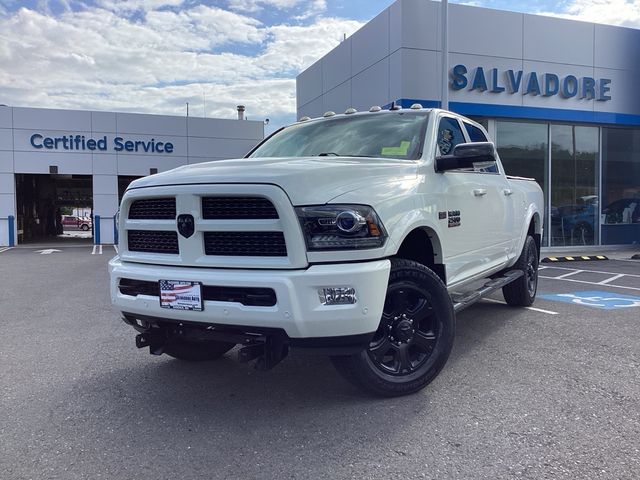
[451,65,612,101]
[30,134,174,154]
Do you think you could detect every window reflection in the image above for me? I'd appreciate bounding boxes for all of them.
[602,127,640,245]
[496,121,549,245]
[550,125,599,247]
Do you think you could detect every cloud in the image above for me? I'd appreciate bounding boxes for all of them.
[258,17,363,74]
[227,0,310,14]
[0,3,363,130]
[294,0,327,20]
[97,0,186,13]
[540,0,640,28]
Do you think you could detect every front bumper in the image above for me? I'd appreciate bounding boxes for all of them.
[109,257,391,339]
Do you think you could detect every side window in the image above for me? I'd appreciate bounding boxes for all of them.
[465,121,498,173]
[463,122,488,142]
[437,117,466,155]
[438,118,499,174]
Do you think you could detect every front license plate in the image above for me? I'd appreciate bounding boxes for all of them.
[159,280,203,311]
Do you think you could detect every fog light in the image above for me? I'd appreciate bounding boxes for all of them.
[318,287,357,305]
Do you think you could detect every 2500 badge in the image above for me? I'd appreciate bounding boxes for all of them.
[448,210,461,228]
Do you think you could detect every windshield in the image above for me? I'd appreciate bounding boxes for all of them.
[249,111,429,160]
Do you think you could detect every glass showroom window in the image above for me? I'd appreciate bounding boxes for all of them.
[550,125,599,247]
[601,127,640,245]
[496,121,549,246]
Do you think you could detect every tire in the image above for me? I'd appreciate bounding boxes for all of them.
[330,258,455,397]
[164,339,235,362]
[502,235,539,307]
[81,224,89,231]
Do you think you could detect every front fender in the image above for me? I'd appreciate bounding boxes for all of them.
[331,180,447,262]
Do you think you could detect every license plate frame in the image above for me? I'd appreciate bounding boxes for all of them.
[159,280,204,311]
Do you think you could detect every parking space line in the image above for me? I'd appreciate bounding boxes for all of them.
[0,247,12,253]
[539,275,640,292]
[482,297,559,315]
[555,269,584,279]
[113,245,118,253]
[598,273,626,285]
[91,245,103,255]
[540,265,640,279]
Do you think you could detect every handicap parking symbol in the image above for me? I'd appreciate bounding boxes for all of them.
[539,290,640,310]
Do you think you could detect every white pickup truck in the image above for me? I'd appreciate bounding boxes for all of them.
[109,106,543,396]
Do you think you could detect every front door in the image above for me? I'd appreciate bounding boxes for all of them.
[434,116,512,286]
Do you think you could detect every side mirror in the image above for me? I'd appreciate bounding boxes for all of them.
[435,142,496,173]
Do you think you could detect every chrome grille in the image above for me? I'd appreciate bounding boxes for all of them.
[203,231,287,257]
[128,230,179,254]
[202,197,278,219]
[129,198,176,219]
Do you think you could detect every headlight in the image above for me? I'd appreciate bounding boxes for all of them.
[296,205,387,251]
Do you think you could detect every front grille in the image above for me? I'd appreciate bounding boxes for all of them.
[128,230,179,254]
[203,232,287,257]
[118,278,277,307]
[129,198,176,219]
[202,197,279,219]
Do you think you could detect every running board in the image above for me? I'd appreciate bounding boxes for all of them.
[451,270,524,313]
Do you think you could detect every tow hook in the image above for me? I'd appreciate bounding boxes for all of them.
[238,336,289,371]
[135,331,167,356]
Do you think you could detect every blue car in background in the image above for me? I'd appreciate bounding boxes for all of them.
[551,196,640,246]
[551,196,598,246]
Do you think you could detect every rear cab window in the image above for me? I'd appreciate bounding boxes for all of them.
[463,122,488,142]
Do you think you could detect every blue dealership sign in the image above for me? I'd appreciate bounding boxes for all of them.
[539,290,640,310]
[451,64,611,101]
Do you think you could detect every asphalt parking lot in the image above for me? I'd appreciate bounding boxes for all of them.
[1,246,639,479]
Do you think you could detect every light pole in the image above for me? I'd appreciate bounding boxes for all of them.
[203,89,206,118]
[441,0,449,111]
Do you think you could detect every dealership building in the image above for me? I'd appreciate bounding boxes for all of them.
[297,0,640,247]
[0,106,263,246]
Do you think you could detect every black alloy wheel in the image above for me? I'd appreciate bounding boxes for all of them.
[502,235,538,307]
[525,248,538,298]
[368,282,438,376]
[331,259,455,397]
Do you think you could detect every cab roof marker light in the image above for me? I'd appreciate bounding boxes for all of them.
[323,111,336,117]
[344,108,357,115]
[299,116,311,122]
[410,103,423,110]
[369,106,382,112]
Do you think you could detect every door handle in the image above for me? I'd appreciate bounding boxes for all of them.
[473,189,487,197]
[503,189,514,196]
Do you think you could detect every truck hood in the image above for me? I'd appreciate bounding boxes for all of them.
[128,156,418,205]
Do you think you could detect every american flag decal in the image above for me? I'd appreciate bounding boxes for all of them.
[159,280,203,311]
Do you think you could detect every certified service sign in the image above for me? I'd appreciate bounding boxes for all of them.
[30,133,175,154]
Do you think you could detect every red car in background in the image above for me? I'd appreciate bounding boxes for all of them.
[61,215,92,231]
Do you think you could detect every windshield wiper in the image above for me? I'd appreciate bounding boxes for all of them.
[316,152,375,158]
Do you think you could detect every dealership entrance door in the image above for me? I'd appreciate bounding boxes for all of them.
[15,174,93,245]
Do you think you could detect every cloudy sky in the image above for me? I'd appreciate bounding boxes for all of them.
[0,0,639,133]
